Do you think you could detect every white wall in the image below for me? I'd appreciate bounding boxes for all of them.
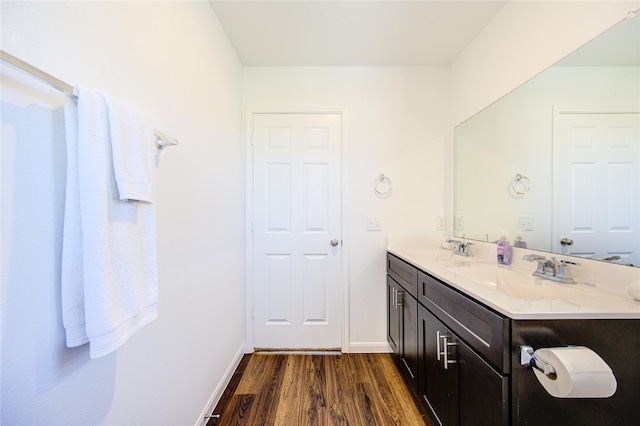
[1,2,244,425]
[243,67,451,350]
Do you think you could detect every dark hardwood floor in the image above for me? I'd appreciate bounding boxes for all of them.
[207,352,430,425]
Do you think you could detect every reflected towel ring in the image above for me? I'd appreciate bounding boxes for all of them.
[374,174,392,198]
[511,174,531,195]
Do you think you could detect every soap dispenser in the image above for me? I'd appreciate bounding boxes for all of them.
[497,231,512,265]
[514,231,527,248]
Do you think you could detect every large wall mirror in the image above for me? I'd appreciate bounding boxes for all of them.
[454,11,639,267]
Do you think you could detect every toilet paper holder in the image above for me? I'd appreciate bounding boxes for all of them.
[520,345,557,378]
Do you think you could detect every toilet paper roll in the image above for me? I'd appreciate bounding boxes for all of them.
[532,346,617,398]
[626,281,640,301]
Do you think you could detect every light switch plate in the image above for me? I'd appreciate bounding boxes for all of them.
[454,215,464,231]
[518,215,534,231]
[367,216,382,231]
[436,216,446,231]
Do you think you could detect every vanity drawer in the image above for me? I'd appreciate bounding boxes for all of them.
[418,271,510,374]
[387,254,418,299]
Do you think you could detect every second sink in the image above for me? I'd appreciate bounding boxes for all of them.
[444,263,589,300]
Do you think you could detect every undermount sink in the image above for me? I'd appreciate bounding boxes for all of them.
[444,263,588,300]
[400,248,479,265]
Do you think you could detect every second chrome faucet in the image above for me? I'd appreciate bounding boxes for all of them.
[523,254,581,284]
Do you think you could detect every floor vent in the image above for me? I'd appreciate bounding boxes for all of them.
[254,349,342,356]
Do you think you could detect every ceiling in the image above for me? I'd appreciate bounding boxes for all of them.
[208,1,508,66]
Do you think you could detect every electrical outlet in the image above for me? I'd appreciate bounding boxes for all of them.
[454,215,464,231]
[367,216,382,231]
[436,216,446,231]
[518,215,534,231]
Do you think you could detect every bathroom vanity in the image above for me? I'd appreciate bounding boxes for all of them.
[386,239,640,426]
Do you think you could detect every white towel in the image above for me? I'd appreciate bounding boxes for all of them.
[103,95,155,202]
[62,87,158,359]
[61,93,89,347]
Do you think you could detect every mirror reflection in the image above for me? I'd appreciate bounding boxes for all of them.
[454,11,640,267]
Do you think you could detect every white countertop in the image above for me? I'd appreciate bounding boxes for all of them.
[387,237,640,320]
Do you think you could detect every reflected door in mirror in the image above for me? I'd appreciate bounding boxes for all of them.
[553,110,639,265]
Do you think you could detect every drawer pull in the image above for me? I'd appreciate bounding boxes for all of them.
[436,331,442,361]
[441,335,458,370]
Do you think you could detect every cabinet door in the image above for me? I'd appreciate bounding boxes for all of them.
[419,305,456,426]
[387,276,400,354]
[455,337,509,426]
[400,288,418,391]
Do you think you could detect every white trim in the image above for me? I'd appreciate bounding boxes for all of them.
[340,109,350,353]
[244,107,350,353]
[348,342,392,353]
[448,123,456,235]
[244,108,255,352]
[195,343,245,426]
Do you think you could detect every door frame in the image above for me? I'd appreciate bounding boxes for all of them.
[243,107,349,353]
[551,106,640,256]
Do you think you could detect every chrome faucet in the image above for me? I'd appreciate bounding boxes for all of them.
[454,236,473,257]
[523,254,581,284]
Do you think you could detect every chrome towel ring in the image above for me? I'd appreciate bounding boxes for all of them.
[374,174,392,198]
[511,174,531,195]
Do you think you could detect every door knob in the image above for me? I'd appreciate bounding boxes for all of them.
[330,239,340,247]
[560,238,574,246]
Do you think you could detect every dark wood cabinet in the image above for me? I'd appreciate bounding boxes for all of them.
[419,303,508,426]
[387,275,400,354]
[390,250,640,426]
[419,305,456,426]
[387,254,419,393]
[390,253,509,425]
[418,271,509,374]
[401,285,418,389]
[388,253,418,299]
[456,334,508,426]
[511,319,640,426]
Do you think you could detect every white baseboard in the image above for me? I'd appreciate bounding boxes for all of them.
[195,343,245,426]
[347,341,392,353]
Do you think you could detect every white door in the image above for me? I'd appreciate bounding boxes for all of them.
[251,113,342,349]
[553,111,639,265]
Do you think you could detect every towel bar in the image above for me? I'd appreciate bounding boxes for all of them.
[1,49,179,151]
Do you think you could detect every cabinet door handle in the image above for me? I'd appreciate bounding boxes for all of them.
[442,335,458,370]
[436,331,443,361]
[393,288,397,308]
[396,291,404,307]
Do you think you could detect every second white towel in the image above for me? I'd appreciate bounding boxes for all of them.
[104,95,155,203]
